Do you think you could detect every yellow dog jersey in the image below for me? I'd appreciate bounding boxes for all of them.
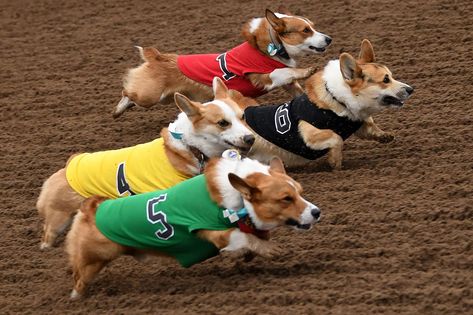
[66,138,190,199]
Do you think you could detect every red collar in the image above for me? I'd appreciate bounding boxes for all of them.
[237,216,270,240]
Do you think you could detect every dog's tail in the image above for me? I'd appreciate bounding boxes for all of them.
[80,196,107,221]
[135,46,162,62]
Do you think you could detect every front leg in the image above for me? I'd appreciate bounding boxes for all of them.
[299,121,344,170]
[246,67,315,92]
[197,229,280,259]
[282,81,305,97]
[355,117,394,143]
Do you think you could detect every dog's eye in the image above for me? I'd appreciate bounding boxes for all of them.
[282,196,294,203]
[241,112,245,120]
[303,27,311,33]
[217,120,230,128]
[383,75,390,84]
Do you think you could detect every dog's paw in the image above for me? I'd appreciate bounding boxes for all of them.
[254,242,282,259]
[377,132,395,143]
[70,289,82,300]
[327,154,342,170]
[220,247,250,259]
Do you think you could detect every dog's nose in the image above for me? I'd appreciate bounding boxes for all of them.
[311,207,321,221]
[325,36,332,45]
[243,135,255,146]
[405,86,414,95]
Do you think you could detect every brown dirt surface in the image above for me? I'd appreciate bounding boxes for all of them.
[1,0,472,314]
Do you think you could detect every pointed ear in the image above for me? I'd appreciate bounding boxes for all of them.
[213,77,229,99]
[174,93,201,117]
[269,157,286,175]
[277,5,293,15]
[358,39,375,63]
[265,9,285,33]
[340,53,362,82]
[228,173,257,201]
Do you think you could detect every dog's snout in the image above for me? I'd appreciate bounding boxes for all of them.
[405,86,414,95]
[243,134,255,146]
[325,36,332,45]
[311,207,321,221]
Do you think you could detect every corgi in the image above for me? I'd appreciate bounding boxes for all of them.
[66,155,321,299]
[113,6,332,118]
[244,39,414,169]
[36,78,255,249]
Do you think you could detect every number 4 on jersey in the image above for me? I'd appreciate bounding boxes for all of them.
[116,162,135,196]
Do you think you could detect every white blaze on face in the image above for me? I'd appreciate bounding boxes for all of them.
[211,100,253,148]
[299,198,320,225]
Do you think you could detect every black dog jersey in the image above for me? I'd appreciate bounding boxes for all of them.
[244,94,364,160]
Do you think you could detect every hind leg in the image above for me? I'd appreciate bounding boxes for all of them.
[41,209,75,249]
[37,168,83,249]
[113,94,135,118]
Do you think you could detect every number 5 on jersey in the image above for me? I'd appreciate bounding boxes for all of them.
[147,194,174,240]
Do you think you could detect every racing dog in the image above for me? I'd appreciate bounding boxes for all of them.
[244,39,414,168]
[113,6,331,117]
[37,78,255,249]
[66,155,321,299]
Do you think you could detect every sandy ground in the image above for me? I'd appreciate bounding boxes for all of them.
[0,0,472,313]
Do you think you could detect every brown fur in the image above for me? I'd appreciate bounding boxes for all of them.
[66,157,311,299]
[248,39,410,169]
[114,9,324,118]
[37,79,250,249]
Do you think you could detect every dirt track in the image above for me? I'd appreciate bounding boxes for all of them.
[1,0,472,314]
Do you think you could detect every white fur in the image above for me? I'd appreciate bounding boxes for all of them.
[249,18,262,33]
[323,60,412,121]
[213,157,270,210]
[168,99,253,169]
[299,199,320,225]
[221,229,249,252]
[267,68,299,90]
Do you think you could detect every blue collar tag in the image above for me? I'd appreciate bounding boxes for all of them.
[223,207,248,223]
[267,43,278,56]
[169,131,183,140]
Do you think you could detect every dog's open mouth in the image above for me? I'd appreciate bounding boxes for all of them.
[285,218,312,230]
[309,46,326,53]
[381,95,404,107]
[224,141,251,154]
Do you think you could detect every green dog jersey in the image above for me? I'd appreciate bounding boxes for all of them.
[95,175,237,268]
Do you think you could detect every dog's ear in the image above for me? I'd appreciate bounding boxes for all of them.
[266,9,285,33]
[269,156,286,175]
[340,53,362,82]
[174,93,201,117]
[358,39,375,63]
[213,77,229,99]
[228,173,259,201]
[277,5,293,15]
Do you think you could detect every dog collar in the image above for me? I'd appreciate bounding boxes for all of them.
[223,208,269,239]
[188,145,209,174]
[325,82,348,109]
[168,129,208,174]
[268,28,290,60]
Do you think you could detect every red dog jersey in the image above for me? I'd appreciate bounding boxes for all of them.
[177,42,287,98]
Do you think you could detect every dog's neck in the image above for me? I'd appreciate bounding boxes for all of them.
[206,157,269,209]
[306,60,379,121]
[162,113,228,176]
[242,18,297,67]
[205,157,277,230]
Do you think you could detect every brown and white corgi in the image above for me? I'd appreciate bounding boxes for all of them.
[113,6,331,118]
[66,155,320,299]
[37,78,255,249]
[244,39,414,169]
